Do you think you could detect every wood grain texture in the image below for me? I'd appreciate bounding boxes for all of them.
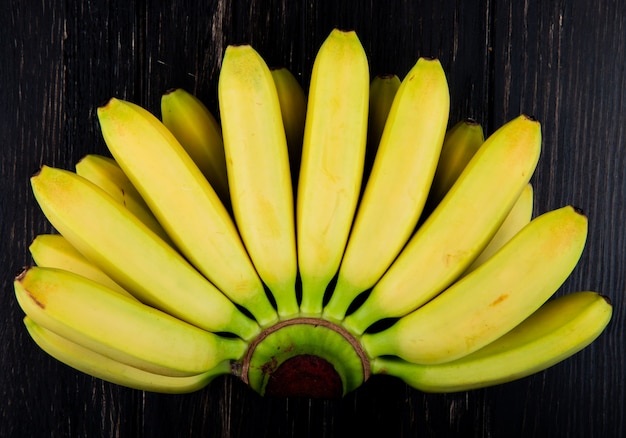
[1,1,624,436]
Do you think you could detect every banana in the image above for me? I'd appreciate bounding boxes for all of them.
[271,67,307,181]
[160,88,230,204]
[425,118,485,210]
[24,316,232,394]
[15,266,247,376]
[372,291,612,393]
[30,166,260,339]
[465,183,534,273]
[29,233,133,299]
[361,205,589,365]
[324,58,450,321]
[366,74,401,175]
[343,115,541,334]
[296,29,370,314]
[218,46,299,317]
[75,154,172,244]
[97,98,278,327]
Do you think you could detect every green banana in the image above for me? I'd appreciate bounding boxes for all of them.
[271,67,307,181]
[75,154,172,244]
[15,266,247,376]
[98,98,278,327]
[296,29,370,315]
[343,115,541,334]
[24,316,232,394]
[361,206,588,364]
[30,166,259,339]
[160,88,230,204]
[372,291,611,392]
[218,46,299,318]
[29,233,133,299]
[324,58,450,321]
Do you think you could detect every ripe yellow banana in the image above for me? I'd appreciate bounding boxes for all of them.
[324,58,450,321]
[98,98,278,327]
[343,115,541,334]
[75,154,172,244]
[30,166,260,339]
[426,118,485,209]
[372,291,611,392]
[465,183,534,273]
[15,266,247,376]
[366,74,401,171]
[296,29,369,314]
[160,88,230,204]
[218,45,299,318]
[29,233,132,299]
[24,316,231,393]
[271,67,307,181]
[361,206,589,364]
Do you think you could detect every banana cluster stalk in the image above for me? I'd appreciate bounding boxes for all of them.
[15,29,612,397]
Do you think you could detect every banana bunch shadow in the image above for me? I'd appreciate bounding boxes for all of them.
[15,29,612,399]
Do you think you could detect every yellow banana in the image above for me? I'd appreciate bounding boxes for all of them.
[24,316,231,394]
[324,58,450,321]
[372,291,611,392]
[366,74,401,175]
[30,166,259,339]
[29,233,133,299]
[75,154,171,244]
[271,67,307,181]
[160,88,230,204]
[465,183,534,273]
[98,98,278,327]
[296,29,369,314]
[361,206,589,365]
[218,45,299,317]
[343,115,541,334]
[15,266,247,376]
[426,118,485,209]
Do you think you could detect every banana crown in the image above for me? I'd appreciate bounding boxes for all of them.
[15,29,611,398]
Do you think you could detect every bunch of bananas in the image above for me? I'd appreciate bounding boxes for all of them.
[16,29,612,398]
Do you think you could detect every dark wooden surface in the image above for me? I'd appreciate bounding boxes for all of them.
[1,1,625,437]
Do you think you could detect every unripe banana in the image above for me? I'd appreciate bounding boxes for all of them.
[30,166,259,339]
[362,206,588,365]
[219,45,299,317]
[271,67,307,181]
[372,291,612,392]
[324,58,450,321]
[29,233,133,299]
[24,316,231,394]
[366,74,401,172]
[160,88,230,204]
[15,266,247,376]
[98,98,278,327]
[75,154,172,244]
[296,29,369,314]
[343,115,541,333]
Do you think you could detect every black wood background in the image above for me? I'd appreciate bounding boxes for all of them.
[1,1,625,437]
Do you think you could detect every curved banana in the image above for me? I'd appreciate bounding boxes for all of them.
[29,233,133,299]
[362,206,589,365]
[343,115,541,334]
[219,46,299,317]
[24,316,232,394]
[465,183,534,273]
[366,74,401,174]
[425,118,485,210]
[324,58,450,320]
[296,29,370,314]
[98,98,278,327]
[75,154,172,244]
[30,166,260,339]
[372,291,612,392]
[271,67,307,181]
[160,88,230,204]
[15,266,247,376]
